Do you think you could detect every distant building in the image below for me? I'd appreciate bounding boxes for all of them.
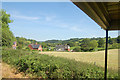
[12,41,17,49]
[55,45,70,51]
[28,43,42,51]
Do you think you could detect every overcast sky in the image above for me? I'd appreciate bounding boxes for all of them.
[2,2,118,41]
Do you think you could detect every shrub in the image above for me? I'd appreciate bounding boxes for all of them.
[80,39,98,52]
[25,46,31,51]
[73,47,81,52]
[2,48,118,79]
[112,43,118,49]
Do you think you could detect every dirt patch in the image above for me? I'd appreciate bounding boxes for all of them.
[1,62,26,78]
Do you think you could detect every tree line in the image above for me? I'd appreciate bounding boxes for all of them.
[44,36,120,52]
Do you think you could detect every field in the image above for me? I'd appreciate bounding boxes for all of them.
[40,49,118,72]
[2,48,119,79]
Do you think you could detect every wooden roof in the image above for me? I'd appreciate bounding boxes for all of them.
[73,2,120,30]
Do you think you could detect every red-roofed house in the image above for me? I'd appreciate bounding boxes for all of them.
[28,43,42,51]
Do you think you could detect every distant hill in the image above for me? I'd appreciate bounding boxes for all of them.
[45,40,63,43]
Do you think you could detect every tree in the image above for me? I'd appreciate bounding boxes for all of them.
[41,42,47,48]
[112,43,118,49]
[16,37,26,49]
[108,38,114,44]
[1,9,16,47]
[66,41,78,47]
[80,39,98,51]
[117,35,120,43]
[80,38,90,51]
[73,46,81,52]
[109,38,117,44]
[89,40,98,49]
[98,38,104,47]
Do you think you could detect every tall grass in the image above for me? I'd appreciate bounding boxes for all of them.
[2,48,118,79]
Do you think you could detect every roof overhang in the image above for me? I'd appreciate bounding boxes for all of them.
[72,1,120,30]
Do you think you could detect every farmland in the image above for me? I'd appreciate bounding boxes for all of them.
[2,48,118,79]
[40,49,118,72]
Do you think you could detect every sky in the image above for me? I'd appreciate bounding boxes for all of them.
[2,2,118,41]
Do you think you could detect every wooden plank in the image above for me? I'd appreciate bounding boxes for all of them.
[95,2,111,27]
[107,2,119,6]
[108,9,120,14]
[109,20,120,30]
[107,4,120,11]
[110,13,120,20]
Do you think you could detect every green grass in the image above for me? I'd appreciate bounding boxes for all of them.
[2,48,118,79]
[41,49,118,73]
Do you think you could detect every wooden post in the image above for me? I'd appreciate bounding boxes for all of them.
[104,30,108,80]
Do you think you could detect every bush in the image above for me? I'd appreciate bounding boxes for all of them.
[112,43,118,49]
[73,47,81,52]
[43,48,47,51]
[2,49,118,79]
[80,39,98,52]
[25,46,31,51]
[17,44,22,49]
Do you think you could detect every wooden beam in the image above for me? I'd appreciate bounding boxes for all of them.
[104,30,108,80]
[107,3,120,11]
[109,20,120,30]
[107,2,119,6]
[110,14,120,20]
[108,9,120,14]
[94,2,111,28]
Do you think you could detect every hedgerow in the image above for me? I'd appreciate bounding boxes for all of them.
[2,49,118,79]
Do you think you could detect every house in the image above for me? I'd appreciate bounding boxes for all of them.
[12,41,17,49]
[55,45,70,51]
[28,43,42,51]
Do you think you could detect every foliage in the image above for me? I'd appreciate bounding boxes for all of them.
[80,39,98,52]
[117,35,120,43]
[16,37,29,49]
[108,38,117,44]
[1,9,16,47]
[112,43,119,49]
[15,36,119,52]
[98,38,105,48]
[41,42,47,48]
[73,46,81,52]
[80,38,90,51]
[89,40,98,49]
[2,49,118,79]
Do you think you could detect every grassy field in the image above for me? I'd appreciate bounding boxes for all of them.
[3,49,113,79]
[39,49,118,72]
[2,48,118,78]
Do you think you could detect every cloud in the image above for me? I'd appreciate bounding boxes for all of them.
[34,17,83,32]
[53,22,83,32]
[12,15,40,20]
[52,22,82,32]
[45,16,56,21]
[8,10,40,20]
[9,10,82,32]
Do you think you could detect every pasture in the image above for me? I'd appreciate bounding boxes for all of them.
[40,49,118,72]
[2,48,118,78]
